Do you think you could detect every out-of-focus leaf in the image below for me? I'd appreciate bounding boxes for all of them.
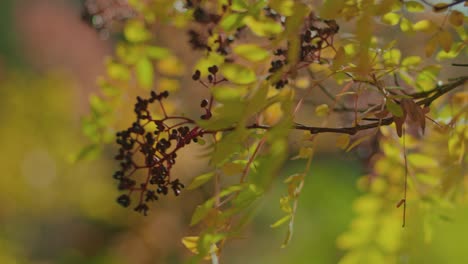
[315,104,330,117]
[124,20,150,42]
[243,16,282,37]
[401,56,422,67]
[386,100,404,117]
[270,215,292,228]
[437,30,453,52]
[233,44,270,62]
[413,20,437,33]
[405,1,425,12]
[187,172,215,190]
[381,12,400,25]
[136,57,154,89]
[221,63,256,84]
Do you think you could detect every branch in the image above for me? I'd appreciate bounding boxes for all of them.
[205,76,467,136]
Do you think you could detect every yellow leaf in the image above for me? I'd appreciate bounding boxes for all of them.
[263,102,283,125]
[157,78,179,92]
[156,56,184,76]
[291,147,314,160]
[449,10,464,27]
[336,134,350,149]
[382,12,400,26]
[405,1,425,12]
[437,30,453,52]
[315,104,330,117]
[413,20,436,33]
[233,44,270,62]
[271,215,292,228]
[181,236,199,255]
[346,135,372,152]
[221,63,256,84]
[401,56,422,67]
[425,37,437,57]
[399,17,413,33]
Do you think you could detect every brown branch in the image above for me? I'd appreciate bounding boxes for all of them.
[203,76,467,136]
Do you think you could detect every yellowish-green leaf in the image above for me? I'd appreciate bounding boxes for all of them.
[436,42,464,60]
[270,0,294,16]
[187,172,215,190]
[449,10,465,27]
[243,16,283,37]
[212,85,244,102]
[381,12,400,26]
[136,57,153,89]
[220,13,246,32]
[156,56,184,76]
[222,162,245,176]
[405,1,425,12]
[413,20,437,33]
[107,62,130,81]
[408,153,438,169]
[401,56,422,67]
[291,146,314,160]
[233,44,270,62]
[145,45,171,59]
[181,236,199,255]
[221,63,256,84]
[386,100,404,117]
[124,20,150,43]
[315,104,330,117]
[437,30,453,52]
[383,49,401,65]
[270,215,292,228]
[399,17,413,33]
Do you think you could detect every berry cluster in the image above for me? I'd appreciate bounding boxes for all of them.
[192,65,227,120]
[185,1,244,56]
[114,91,202,215]
[267,12,339,89]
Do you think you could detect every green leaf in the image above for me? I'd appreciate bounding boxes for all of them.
[107,62,130,81]
[405,1,425,12]
[190,199,215,226]
[220,13,246,32]
[381,13,400,26]
[136,57,154,89]
[233,44,270,62]
[386,100,404,117]
[124,20,150,43]
[221,63,256,84]
[383,49,401,65]
[187,172,215,190]
[212,85,244,102]
[270,215,292,228]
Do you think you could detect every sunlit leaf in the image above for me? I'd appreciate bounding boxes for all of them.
[405,1,425,12]
[399,17,413,33]
[243,16,283,37]
[413,20,437,33]
[336,134,351,149]
[124,20,150,43]
[233,44,270,62]
[381,12,400,26]
[401,56,422,67]
[270,215,292,228]
[221,63,256,84]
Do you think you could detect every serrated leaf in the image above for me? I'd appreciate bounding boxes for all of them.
[382,12,400,25]
[437,30,453,52]
[187,172,215,190]
[405,1,425,12]
[221,63,256,84]
[449,10,464,27]
[233,44,270,62]
[136,57,154,89]
[401,56,422,67]
[270,215,292,228]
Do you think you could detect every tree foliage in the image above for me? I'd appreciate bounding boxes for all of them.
[81,0,467,262]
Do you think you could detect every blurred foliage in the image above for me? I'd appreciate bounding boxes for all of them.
[0,0,467,263]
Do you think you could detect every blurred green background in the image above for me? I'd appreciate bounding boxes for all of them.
[1,1,468,264]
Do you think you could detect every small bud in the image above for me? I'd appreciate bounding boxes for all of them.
[200,99,209,108]
[192,70,201,80]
